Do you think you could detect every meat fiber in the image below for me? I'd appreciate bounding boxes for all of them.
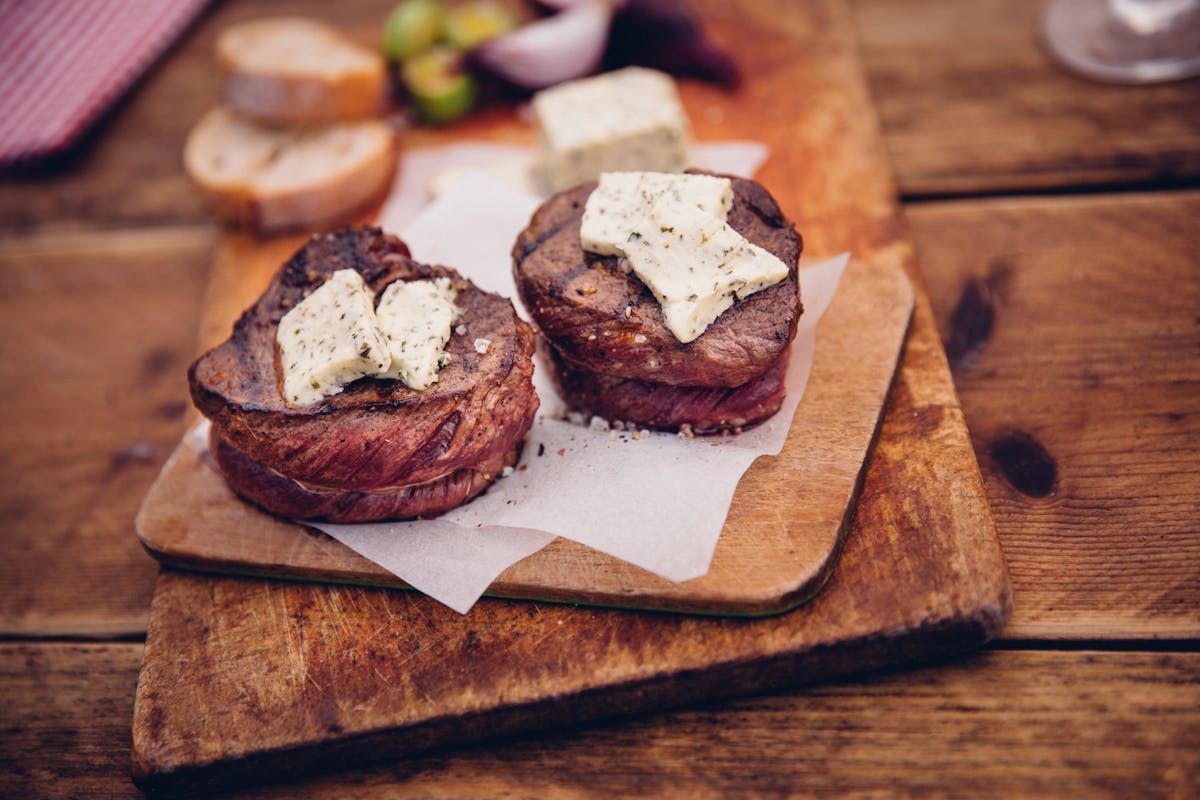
[549,345,789,435]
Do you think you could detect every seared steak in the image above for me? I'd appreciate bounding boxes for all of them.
[189,226,539,521]
[512,171,803,388]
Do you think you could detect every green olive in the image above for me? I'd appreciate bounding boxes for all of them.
[443,1,519,51]
[382,0,446,61]
[401,46,476,123]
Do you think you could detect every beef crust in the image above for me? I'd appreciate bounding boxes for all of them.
[550,346,789,435]
[210,428,521,522]
[512,171,803,388]
[189,226,539,521]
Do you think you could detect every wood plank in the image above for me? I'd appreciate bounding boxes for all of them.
[0,644,143,800]
[852,0,1200,196]
[0,228,213,637]
[5,643,1199,798]
[907,190,1200,639]
[130,0,1009,791]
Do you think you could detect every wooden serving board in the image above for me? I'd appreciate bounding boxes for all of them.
[132,0,1011,793]
[136,253,911,615]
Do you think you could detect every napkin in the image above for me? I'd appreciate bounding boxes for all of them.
[0,0,210,166]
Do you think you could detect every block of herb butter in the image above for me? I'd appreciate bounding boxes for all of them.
[532,67,691,193]
[276,269,391,406]
[375,277,459,391]
[580,171,733,256]
[621,196,790,344]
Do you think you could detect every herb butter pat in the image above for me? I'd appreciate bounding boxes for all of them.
[276,270,460,406]
[580,176,789,344]
[580,171,733,256]
[276,269,391,406]
[375,277,458,391]
[533,67,691,193]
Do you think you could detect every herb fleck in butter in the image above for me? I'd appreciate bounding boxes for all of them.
[276,270,461,407]
[581,171,732,256]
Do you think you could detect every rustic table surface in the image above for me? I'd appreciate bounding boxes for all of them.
[2,0,1197,797]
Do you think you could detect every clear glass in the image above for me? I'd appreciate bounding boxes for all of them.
[1042,0,1200,83]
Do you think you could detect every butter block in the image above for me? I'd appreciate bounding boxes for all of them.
[533,67,691,192]
[375,277,459,391]
[581,171,733,256]
[276,269,391,406]
[622,197,789,343]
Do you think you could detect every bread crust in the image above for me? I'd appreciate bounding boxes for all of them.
[183,107,396,233]
[217,17,388,124]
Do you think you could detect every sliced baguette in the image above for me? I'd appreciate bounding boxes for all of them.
[218,17,388,124]
[184,107,397,232]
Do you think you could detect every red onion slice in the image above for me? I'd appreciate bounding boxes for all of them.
[470,1,613,91]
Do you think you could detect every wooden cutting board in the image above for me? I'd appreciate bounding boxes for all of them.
[132,0,1011,793]
[135,253,911,615]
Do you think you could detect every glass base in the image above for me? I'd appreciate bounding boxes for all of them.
[1043,0,1200,83]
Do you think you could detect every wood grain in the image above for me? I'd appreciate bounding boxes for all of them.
[0,644,143,799]
[0,228,213,637]
[852,0,1200,197]
[5,643,1198,798]
[907,190,1200,640]
[132,516,1008,797]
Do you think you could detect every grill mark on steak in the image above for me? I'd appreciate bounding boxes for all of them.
[738,177,786,228]
[189,227,539,520]
[513,172,802,388]
[382,410,461,482]
[514,215,578,266]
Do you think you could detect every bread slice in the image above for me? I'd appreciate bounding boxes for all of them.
[184,107,397,232]
[217,17,388,124]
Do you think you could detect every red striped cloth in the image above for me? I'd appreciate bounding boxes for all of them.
[0,0,210,166]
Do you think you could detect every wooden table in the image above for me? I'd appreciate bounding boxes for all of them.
[2,0,1197,796]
